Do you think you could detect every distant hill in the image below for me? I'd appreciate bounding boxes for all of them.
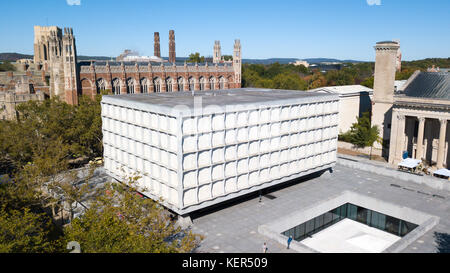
[0,53,33,62]
[242,58,364,65]
[0,53,114,62]
[77,55,112,61]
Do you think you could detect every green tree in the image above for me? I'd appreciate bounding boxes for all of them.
[187,52,205,63]
[0,95,103,174]
[345,112,381,160]
[0,61,16,72]
[0,206,61,253]
[361,76,374,89]
[325,70,355,86]
[222,55,233,61]
[63,175,201,253]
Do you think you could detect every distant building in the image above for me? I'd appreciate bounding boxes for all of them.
[427,65,449,73]
[116,50,165,63]
[32,26,242,105]
[290,60,310,68]
[394,80,407,92]
[310,85,373,133]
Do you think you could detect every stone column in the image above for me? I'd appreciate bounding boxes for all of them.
[437,118,448,169]
[389,111,405,164]
[415,116,426,160]
[397,114,406,160]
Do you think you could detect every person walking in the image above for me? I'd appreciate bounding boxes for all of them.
[287,236,293,249]
[262,242,268,253]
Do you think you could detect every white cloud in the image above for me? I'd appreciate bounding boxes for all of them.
[67,0,81,6]
[366,0,381,5]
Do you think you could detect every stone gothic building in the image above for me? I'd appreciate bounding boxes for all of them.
[33,26,242,105]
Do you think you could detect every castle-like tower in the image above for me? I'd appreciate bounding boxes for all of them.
[62,28,79,105]
[154,32,161,58]
[371,41,400,156]
[34,26,61,64]
[213,41,221,63]
[233,39,242,88]
[169,30,176,63]
[34,26,80,104]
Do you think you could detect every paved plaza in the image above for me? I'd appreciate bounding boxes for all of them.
[190,156,450,253]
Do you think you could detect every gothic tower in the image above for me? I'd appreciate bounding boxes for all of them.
[371,41,400,156]
[62,27,79,105]
[169,30,176,63]
[154,32,161,58]
[34,26,61,64]
[213,41,221,63]
[47,28,64,99]
[233,39,242,88]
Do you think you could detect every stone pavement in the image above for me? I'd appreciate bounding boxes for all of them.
[190,158,450,253]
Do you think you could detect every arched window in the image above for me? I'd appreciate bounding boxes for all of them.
[126,78,135,94]
[96,78,107,94]
[177,77,185,91]
[209,77,216,90]
[112,78,121,95]
[153,77,162,93]
[199,77,206,91]
[219,76,226,89]
[140,78,149,93]
[166,77,173,92]
[188,77,195,91]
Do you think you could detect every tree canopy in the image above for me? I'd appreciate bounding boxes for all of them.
[63,176,201,253]
[187,52,205,63]
[242,58,450,91]
[0,94,201,253]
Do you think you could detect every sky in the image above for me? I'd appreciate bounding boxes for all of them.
[0,0,449,61]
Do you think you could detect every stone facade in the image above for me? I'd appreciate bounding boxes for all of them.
[371,41,400,156]
[78,61,239,98]
[388,73,450,169]
[0,74,45,120]
[33,26,242,105]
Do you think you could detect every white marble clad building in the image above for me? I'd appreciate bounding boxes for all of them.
[101,88,339,214]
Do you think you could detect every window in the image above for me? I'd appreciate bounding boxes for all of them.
[112,79,121,95]
[126,78,135,94]
[189,77,195,91]
[97,78,107,94]
[209,77,215,90]
[153,78,161,93]
[177,77,184,91]
[199,77,206,91]
[141,78,149,93]
[166,78,173,92]
[219,77,226,89]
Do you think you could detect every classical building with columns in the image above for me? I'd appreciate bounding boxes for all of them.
[388,71,450,169]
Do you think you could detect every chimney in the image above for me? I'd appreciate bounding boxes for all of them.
[371,40,400,153]
[154,32,161,58]
[169,30,176,63]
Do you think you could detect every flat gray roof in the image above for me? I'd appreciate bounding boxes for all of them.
[191,155,450,253]
[101,88,339,117]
